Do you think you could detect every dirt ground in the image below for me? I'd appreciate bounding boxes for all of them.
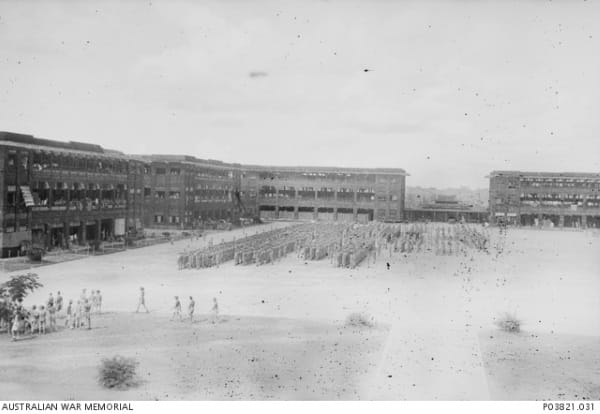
[1,223,599,400]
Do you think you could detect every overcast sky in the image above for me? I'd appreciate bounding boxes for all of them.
[1,0,599,188]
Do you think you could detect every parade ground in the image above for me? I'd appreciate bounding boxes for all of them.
[1,223,599,400]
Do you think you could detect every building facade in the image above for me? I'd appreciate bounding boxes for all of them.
[139,155,256,229]
[0,132,144,257]
[405,195,488,223]
[489,170,600,228]
[243,165,407,223]
[0,131,409,256]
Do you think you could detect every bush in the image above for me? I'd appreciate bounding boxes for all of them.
[98,356,140,390]
[495,313,521,333]
[345,312,375,328]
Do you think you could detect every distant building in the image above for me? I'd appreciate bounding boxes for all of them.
[0,131,144,257]
[243,165,407,223]
[489,170,600,228]
[405,195,488,223]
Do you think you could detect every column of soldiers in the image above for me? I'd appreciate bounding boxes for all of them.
[176,221,491,272]
[177,224,312,269]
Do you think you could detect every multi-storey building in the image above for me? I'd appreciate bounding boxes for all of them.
[242,165,407,223]
[489,171,600,228]
[0,131,144,258]
[139,155,256,229]
[405,195,488,223]
[0,130,409,256]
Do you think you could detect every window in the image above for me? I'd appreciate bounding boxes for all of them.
[169,216,180,224]
[170,168,181,175]
[144,187,151,197]
[155,168,166,175]
[7,152,17,167]
[155,191,166,200]
[154,215,164,224]
[169,191,181,199]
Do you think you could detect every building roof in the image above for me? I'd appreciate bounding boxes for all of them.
[0,131,408,175]
[0,131,128,159]
[241,164,408,176]
[488,170,600,179]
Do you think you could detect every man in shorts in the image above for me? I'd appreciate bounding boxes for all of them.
[83,299,92,330]
[188,296,195,322]
[96,290,102,314]
[211,297,219,324]
[65,300,73,329]
[136,287,149,313]
[55,291,63,313]
[172,296,182,321]
[47,302,56,332]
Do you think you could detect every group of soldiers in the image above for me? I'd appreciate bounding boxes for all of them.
[175,221,492,272]
[177,224,311,269]
[5,288,102,341]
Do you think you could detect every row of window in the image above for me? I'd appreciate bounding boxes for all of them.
[256,172,400,183]
[7,151,130,174]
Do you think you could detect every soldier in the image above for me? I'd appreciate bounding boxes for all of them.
[172,296,182,321]
[47,302,56,332]
[188,296,195,322]
[136,287,149,313]
[97,290,103,314]
[56,291,63,313]
[211,297,219,324]
[30,305,39,335]
[39,305,47,334]
[65,299,73,329]
[74,300,83,328]
[83,299,92,330]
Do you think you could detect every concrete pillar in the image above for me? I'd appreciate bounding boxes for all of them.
[79,221,86,244]
[95,220,101,242]
[44,224,51,250]
[559,215,565,228]
[294,205,299,220]
[334,207,338,221]
[313,208,318,220]
[275,205,279,219]
[353,207,358,221]
[582,215,588,228]
[63,222,70,248]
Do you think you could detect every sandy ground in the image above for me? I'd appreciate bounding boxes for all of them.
[1,223,599,400]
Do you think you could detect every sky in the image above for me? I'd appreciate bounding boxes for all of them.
[1,0,599,188]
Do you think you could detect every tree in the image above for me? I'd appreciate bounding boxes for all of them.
[0,273,42,301]
[0,273,42,331]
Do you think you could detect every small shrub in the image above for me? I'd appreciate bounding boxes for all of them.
[345,312,375,328]
[495,313,521,333]
[98,356,140,390]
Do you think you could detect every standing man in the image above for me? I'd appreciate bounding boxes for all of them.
[65,300,73,329]
[188,296,195,323]
[211,297,219,324]
[56,291,63,314]
[83,299,92,330]
[47,302,56,332]
[136,287,149,313]
[172,296,182,321]
[47,293,54,310]
[96,290,103,314]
